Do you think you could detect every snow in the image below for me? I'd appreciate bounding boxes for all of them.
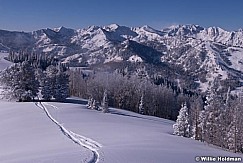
[0,52,12,71]
[162,24,204,37]
[0,99,242,163]
[103,24,138,39]
[196,27,231,43]
[162,25,243,47]
[128,55,143,62]
[35,32,52,45]
[104,56,123,63]
[63,53,82,63]
[0,101,92,163]
[132,26,161,42]
[197,42,229,92]
[77,26,109,49]
[227,47,243,71]
[103,24,120,31]
[0,52,13,99]
[35,102,102,163]
[196,27,243,47]
[43,46,55,52]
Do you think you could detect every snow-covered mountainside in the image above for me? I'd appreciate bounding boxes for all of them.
[0,52,13,71]
[0,52,13,98]
[0,24,243,93]
[0,99,242,163]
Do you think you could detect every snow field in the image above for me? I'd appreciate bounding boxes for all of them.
[46,101,243,163]
[35,102,103,163]
[0,102,92,163]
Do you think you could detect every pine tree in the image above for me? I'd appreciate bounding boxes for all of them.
[227,121,238,152]
[200,78,230,147]
[198,108,206,142]
[226,95,243,153]
[53,70,69,101]
[0,62,39,101]
[190,96,204,140]
[0,63,21,99]
[40,64,69,101]
[40,65,57,100]
[19,61,39,101]
[40,76,53,100]
[173,102,190,137]
[202,94,224,146]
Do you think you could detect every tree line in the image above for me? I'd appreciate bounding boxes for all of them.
[6,51,62,70]
[0,57,69,102]
[69,69,243,153]
[173,79,243,153]
[69,69,191,120]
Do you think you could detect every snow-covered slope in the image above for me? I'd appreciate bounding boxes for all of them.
[0,101,92,163]
[0,52,13,99]
[0,52,12,71]
[0,100,242,163]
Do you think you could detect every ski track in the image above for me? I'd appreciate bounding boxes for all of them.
[43,102,59,110]
[35,102,103,163]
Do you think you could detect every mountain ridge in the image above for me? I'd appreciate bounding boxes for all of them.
[0,24,242,94]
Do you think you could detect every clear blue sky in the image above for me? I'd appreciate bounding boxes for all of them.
[0,0,243,31]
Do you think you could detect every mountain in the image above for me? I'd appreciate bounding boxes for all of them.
[0,24,242,93]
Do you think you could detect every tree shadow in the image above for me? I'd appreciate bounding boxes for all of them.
[31,98,88,105]
[108,109,174,125]
[61,98,88,105]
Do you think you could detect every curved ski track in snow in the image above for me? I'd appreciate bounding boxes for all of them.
[35,102,103,163]
[43,102,59,110]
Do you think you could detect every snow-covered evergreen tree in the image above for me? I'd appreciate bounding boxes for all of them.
[0,64,19,99]
[40,65,57,100]
[101,89,108,113]
[227,122,238,152]
[190,96,204,140]
[40,64,69,101]
[53,68,69,101]
[20,61,39,101]
[0,62,39,101]
[173,102,190,137]
[199,78,231,147]
[198,109,206,141]
[202,92,223,146]
[40,76,52,100]
[139,94,144,114]
[225,95,243,153]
